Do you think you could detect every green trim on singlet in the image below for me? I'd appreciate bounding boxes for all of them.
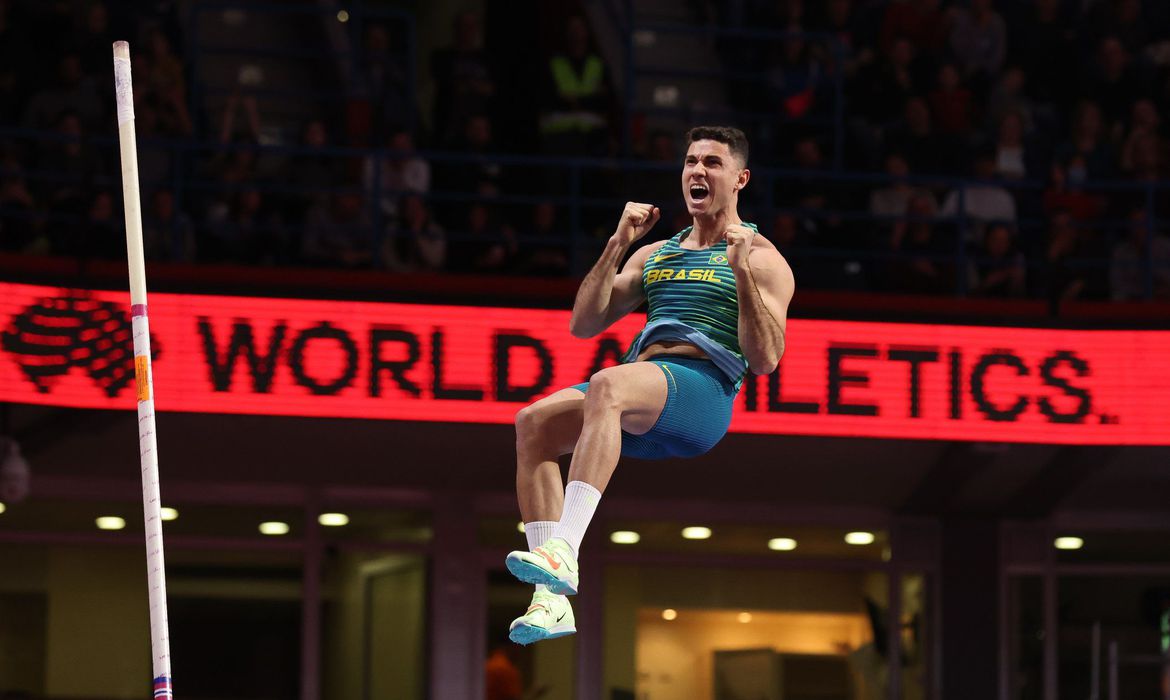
[622,225,751,386]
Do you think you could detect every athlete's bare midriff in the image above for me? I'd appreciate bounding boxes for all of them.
[636,340,709,362]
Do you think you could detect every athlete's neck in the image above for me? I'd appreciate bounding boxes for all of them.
[689,209,742,247]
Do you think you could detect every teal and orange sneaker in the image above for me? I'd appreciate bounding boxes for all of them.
[505,537,580,595]
[509,590,576,645]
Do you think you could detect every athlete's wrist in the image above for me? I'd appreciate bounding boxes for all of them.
[606,234,634,254]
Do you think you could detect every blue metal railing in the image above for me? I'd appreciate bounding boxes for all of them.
[1,126,1166,301]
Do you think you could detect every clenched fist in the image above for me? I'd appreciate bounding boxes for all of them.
[723,223,756,270]
[613,202,660,246]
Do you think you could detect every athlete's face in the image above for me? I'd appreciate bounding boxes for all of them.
[682,139,749,217]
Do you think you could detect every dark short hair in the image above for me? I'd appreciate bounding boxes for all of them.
[685,126,749,166]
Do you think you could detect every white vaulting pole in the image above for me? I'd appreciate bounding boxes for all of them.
[112,40,174,699]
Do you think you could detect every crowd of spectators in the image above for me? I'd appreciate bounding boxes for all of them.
[0,2,592,278]
[699,0,1170,300]
[0,1,191,260]
[1,0,1170,302]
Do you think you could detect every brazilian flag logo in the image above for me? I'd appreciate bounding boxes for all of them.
[708,253,728,265]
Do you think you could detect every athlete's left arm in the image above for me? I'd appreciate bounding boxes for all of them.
[728,230,795,375]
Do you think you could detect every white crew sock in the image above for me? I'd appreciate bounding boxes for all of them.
[552,481,602,557]
[525,520,556,593]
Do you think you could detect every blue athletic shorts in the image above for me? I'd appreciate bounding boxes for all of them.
[570,355,738,460]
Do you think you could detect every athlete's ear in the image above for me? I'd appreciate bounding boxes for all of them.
[736,168,751,191]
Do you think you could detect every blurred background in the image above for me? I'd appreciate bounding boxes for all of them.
[1,0,1170,699]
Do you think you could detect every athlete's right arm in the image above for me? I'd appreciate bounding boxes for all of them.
[569,202,663,338]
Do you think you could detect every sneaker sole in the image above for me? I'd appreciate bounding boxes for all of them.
[505,555,579,595]
[509,622,577,646]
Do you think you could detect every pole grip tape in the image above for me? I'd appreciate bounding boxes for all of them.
[114,56,134,125]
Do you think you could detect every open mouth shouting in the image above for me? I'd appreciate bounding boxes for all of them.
[688,184,710,205]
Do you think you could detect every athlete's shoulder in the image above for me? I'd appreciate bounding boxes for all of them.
[748,228,781,258]
[634,238,671,256]
[750,229,775,250]
[747,233,794,281]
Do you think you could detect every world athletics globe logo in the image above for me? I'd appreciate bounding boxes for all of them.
[2,294,160,398]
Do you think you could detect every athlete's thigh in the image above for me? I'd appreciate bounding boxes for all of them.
[589,361,669,436]
[518,387,587,456]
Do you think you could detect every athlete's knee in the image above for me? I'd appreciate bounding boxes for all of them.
[584,370,623,412]
[514,402,546,444]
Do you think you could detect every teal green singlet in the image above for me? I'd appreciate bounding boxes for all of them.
[622,224,752,386]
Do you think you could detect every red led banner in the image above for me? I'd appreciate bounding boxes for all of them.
[2,281,1168,444]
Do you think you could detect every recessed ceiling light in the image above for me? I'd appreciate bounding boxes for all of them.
[259,521,290,536]
[96,516,126,531]
[845,531,875,545]
[662,608,678,621]
[337,10,350,23]
[682,526,712,540]
[160,507,179,521]
[768,537,797,551]
[318,513,349,527]
[1055,536,1084,550]
[610,530,641,544]
[737,612,752,623]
